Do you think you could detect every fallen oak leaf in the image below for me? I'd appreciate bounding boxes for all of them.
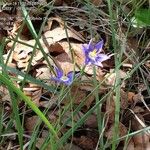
[43,27,84,44]
[127,91,136,103]
[85,114,98,128]
[59,41,85,65]
[90,0,102,6]
[23,85,42,107]
[133,133,150,150]
[126,138,135,150]
[25,115,39,133]
[36,67,51,80]
[104,69,127,86]
[72,130,99,150]
[49,42,64,55]
[105,122,127,140]
[106,90,129,123]
[44,16,85,41]
[79,75,107,93]
[54,52,77,74]
[62,85,95,110]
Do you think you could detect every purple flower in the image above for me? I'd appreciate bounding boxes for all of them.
[82,39,111,67]
[51,67,74,85]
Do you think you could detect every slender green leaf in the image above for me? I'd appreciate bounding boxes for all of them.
[0,74,58,140]
[135,9,150,26]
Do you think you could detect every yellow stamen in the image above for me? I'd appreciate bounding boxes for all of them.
[89,49,97,59]
[61,76,69,82]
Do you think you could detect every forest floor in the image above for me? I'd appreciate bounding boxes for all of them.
[0,0,150,150]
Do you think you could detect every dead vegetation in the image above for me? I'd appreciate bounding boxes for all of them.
[0,0,150,150]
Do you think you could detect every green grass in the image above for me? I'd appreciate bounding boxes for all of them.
[0,0,150,149]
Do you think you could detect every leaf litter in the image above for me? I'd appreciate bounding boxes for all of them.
[0,0,150,150]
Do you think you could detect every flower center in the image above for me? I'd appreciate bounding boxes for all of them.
[60,76,69,82]
[89,49,97,60]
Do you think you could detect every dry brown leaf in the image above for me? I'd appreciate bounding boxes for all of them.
[83,65,105,76]
[12,42,36,69]
[106,90,128,123]
[63,0,75,5]
[61,111,84,127]
[44,16,85,41]
[105,69,127,86]
[143,109,150,123]
[53,0,63,5]
[17,56,31,69]
[132,93,144,104]
[3,50,16,68]
[83,94,95,110]
[60,41,84,64]
[127,92,136,103]
[11,39,54,71]
[9,18,84,71]
[85,114,98,128]
[73,131,99,150]
[55,52,75,74]
[47,110,59,124]
[131,113,146,131]
[49,42,64,54]
[145,143,150,150]
[43,27,84,44]
[44,16,65,31]
[0,81,19,102]
[23,86,42,107]
[73,90,94,110]
[0,12,15,31]
[120,89,129,109]
[36,138,51,150]
[106,92,115,123]
[25,116,39,133]
[12,37,50,65]
[126,138,135,150]
[62,86,95,110]
[73,136,96,150]
[79,75,107,93]
[39,94,58,108]
[0,30,7,42]
[105,122,127,140]
[0,86,11,102]
[132,106,145,114]
[122,63,133,68]
[91,0,102,6]
[10,18,22,37]
[133,133,150,150]
[36,67,51,80]
[145,60,150,69]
